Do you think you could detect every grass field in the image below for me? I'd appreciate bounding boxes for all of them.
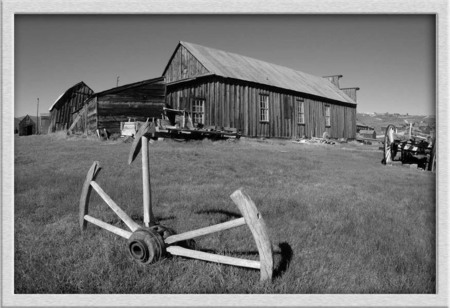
[14,134,436,294]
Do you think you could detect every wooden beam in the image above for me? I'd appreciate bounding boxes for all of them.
[230,189,274,281]
[141,135,156,227]
[84,215,132,239]
[166,245,260,269]
[164,217,246,245]
[90,181,141,232]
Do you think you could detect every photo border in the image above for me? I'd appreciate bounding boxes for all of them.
[2,0,448,306]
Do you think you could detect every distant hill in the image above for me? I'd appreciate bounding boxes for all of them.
[357,113,436,133]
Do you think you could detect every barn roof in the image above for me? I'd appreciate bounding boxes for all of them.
[93,76,165,96]
[49,81,92,111]
[18,114,35,125]
[170,41,356,105]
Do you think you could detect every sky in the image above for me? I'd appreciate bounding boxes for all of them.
[14,14,436,117]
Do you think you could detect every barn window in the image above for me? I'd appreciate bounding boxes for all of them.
[259,94,269,122]
[297,99,305,124]
[325,104,331,127]
[192,98,205,125]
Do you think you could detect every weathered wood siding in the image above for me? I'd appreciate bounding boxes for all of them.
[164,45,210,83]
[340,88,359,103]
[49,83,94,132]
[86,97,98,134]
[94,80,166,134]
[166,77,356,139]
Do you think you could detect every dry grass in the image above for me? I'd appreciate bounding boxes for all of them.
[14,134,435,293]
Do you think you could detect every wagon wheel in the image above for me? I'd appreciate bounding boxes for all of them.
[382,124,396,165]
[428,138,436,172]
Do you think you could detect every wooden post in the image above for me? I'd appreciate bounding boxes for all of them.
[230,189,273,281]
[409,123,412,139]
[142,136,155,227]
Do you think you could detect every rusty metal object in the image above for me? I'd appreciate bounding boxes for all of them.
[127,228,166,264]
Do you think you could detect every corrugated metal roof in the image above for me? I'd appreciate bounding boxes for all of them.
[179,41,356,105]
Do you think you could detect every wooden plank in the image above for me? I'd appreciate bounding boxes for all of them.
[90,181,141,232]
[243,86,248,135]
[128,121,155,165]
[230,189,273,281]
[165,217,246,244]
[84,215,132,239]
[166,245,260,270]
[141,136,156,227]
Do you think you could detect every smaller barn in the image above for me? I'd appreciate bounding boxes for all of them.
[18,115,36,136]
[71,77,166,135]
[48,81,94,133]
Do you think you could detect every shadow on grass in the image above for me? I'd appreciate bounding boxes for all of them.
[273,242,293,279]
[194,242,293,279]
[130,214,176,223]
[195,209,242,222]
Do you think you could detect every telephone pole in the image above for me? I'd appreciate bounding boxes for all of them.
[116,76,120,87]
[36,98,39,135]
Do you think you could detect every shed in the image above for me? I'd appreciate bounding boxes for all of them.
[358,130,376,139]
[18,115,36,136]
[163,41,359,139]
[48,81,94,133]
[356,121,374,132]
[76,77,166,135]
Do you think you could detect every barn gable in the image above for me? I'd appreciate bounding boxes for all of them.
[162,44,210,83]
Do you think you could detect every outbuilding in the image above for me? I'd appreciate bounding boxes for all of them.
[18,115,36,136]
[72,77,166,135]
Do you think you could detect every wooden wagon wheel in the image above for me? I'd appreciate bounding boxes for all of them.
[79,123,274,281]
[428,137,437,172]
[382,124,396,165]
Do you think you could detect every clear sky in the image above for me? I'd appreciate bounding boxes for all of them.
[14,14,436,117]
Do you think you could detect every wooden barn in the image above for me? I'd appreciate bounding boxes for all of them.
[163,41,359,139]
[18,115,36,136]
[48,81,94,133]
[73,77,166,135]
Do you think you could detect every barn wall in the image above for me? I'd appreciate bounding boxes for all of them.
[93,80,166,134]
[166,77,356,139]
[164,45,210,83]
[86,97,98,134]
